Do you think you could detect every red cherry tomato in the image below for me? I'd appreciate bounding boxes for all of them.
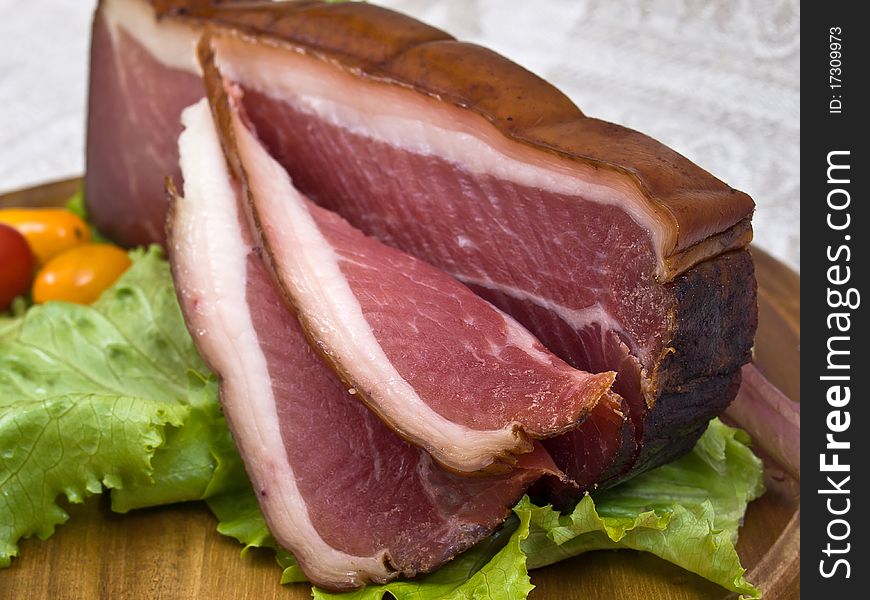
[0,222,36,310]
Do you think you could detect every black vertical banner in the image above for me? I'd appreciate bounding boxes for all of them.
[803,3,869,597]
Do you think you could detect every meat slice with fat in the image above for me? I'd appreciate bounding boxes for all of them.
[86,0,757,495]
[169,98,559,590]
[201,51,617,475]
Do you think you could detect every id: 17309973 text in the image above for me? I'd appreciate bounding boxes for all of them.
[829,27,844,114]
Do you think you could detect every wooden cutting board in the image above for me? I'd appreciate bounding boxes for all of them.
[0,178,800,600]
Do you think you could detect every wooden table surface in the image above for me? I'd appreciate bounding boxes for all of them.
[0,178,800,600]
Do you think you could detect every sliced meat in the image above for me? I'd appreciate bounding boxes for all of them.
[86,0,757,493]
[85,0,204,245]
[200,50,617,475]
[169,98,558,590]
[540,395,633,505]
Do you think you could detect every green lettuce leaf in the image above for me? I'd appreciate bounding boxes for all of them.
[522,419,764,599]
[0,247,236,564]
[0,392,186,566]
[110,371,246,512]
[65,187,111,244]
[207,483,274,552]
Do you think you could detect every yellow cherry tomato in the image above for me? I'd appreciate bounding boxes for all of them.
[0,208,90,265]
[32,244,131,305]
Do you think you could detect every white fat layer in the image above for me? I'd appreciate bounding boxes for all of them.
[214,38,671,276]
[174,100,391,586]
[494,305,560,367]
[102,0,200,73]
[232,108,526,473]
[453,273,641,360]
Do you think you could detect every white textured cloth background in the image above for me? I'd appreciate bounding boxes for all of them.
[0,0,800,271]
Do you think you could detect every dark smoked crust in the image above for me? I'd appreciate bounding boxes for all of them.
[159,0,755,263]
[657,250,757,392]
[635,371,743,475]
[635,249,756,473]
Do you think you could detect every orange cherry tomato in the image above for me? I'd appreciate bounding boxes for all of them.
[0,208,90,265]
[32,244,131,305]
[0,223,35,310]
